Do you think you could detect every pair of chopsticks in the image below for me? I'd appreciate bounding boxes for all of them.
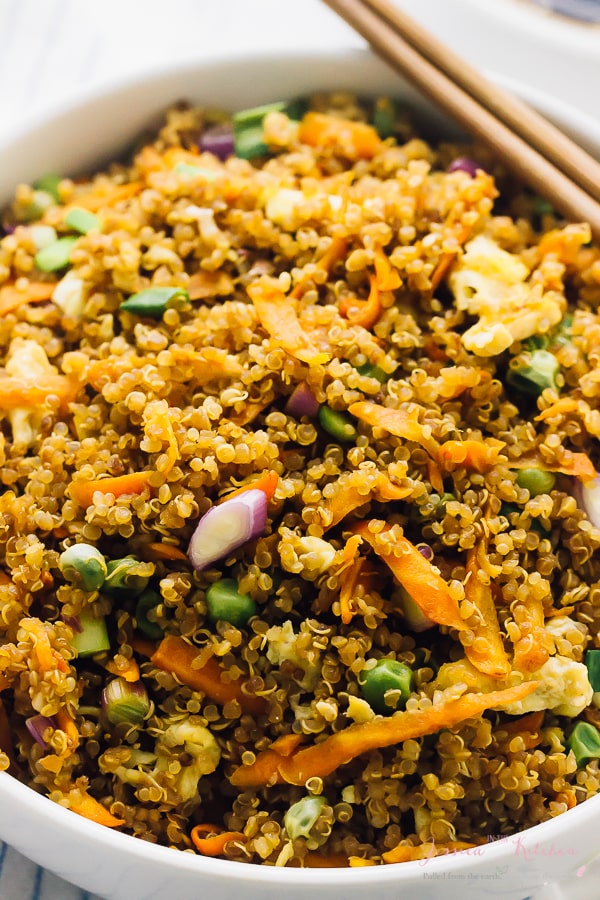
[323,0,600,240]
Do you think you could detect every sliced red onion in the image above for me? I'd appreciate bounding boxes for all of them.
[447,156,480,178]
[284,382,320,419]
[199,124,234,161]
[578,473,600,527]
[188,488,268,571]
[26,714,56,748]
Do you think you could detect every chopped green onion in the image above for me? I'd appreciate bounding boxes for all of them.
[103,557,150,598]
[373,97,396,139]
[356,361,389,382]
[506,349,559,397]
[234,125,268,160]
[205,578,257,626]
[233,99,306,160]
[359,658,413,715]
[64,207,100,234]
[174,162,218,180]
[134,589,164,640]
[59,543,107,592]
[69,609,110,657]
[317,405,358,443]
[120,286,189,318]
[515,468,557,497]
[284,795,327,841]
[567,721,600,766]
[20,190,55,222]
[586,649,600,693]
[102,677,150,726]
[33,174,62,203]
[34,236,77,272]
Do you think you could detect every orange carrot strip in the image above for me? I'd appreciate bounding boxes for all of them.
[269,733,304,756]
[339,554,363,626]
[191,825,247,856]
[130,636,158,659]
[348,401,440,457]
[350,521,467,631]
[536,398,580,421]
[69,792,125,828]
[0,374,80,409]
[298,111,382,160]
[512,594,552,673]
[463,543,511,678]
[151,634,266,716]
[64,181,141,213]
[105,655,140,683]
[220,470,279,504]
[339,274,382,330]
[0,281,55,316]
[426,457,444,494]
[301,853,350,868]
[69,471,154,508]
[323,470,412,531]
[438,439,505,473]
[495,710,545,751]
[509,451,596,482]
[34,633,54,672]
[248,278,330,366]
[55,709,80,749]
[230,682,537,787]
[430,223,472,291]
[373,247,401,291]
[51,650,69,673]
[145,542,188,561]
[290,237,348,300]
[382,841,478,864]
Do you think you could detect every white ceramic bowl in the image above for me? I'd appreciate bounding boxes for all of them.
[1,48,600,900]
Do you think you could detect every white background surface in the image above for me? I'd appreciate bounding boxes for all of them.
[0,1,599,898]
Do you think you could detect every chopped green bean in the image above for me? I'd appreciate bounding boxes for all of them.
[64,207,100,234]
[359,658,413,715]
[70,609,110,657]
[317,405,358,443]
[103,557,150,598]
[59,543,107,592]
[205,579,257,627]
[515,468,557,497]
[120,287,189,318]
[567,721,600,766]
[34,236,77,272]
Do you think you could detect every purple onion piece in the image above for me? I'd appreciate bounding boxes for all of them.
[199,124,234,161]
[26,714,56,748]
[187,488,268,571]
[447,156,480,178]
[284,382,320,419]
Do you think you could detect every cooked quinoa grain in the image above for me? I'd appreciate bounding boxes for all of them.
[1,95,600,866]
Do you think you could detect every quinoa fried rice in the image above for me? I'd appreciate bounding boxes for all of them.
[1,91,600,868]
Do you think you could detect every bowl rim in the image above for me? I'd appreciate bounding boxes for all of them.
[1,44,600,889]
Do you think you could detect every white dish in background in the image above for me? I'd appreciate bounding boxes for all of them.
[1,47,600,900]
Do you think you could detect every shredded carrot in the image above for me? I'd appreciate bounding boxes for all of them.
[0,374,80,409]
[339,274,382,330]
[145,542,188,561]
[509,451,596,482]
[426,457,444,494]
[290,237,348,300]
[382,841,478,864]
[151,634,266,716]
[512,593,552,673]
[495,710,545,751]
[323,469,411,530]
[338,535,365,625]
[350,521,467,631]
[536,398,580,421]
[68,791,125,828]
[298,111,382,160]
[229,682,537,787]
[373,247,401,291]
[130,636,158,659]
[191,824,247,856]
[51,650,69,673]
[438,439,505,473]
[462,542,511,678]
[248,278,330,365]
[63,181,141,214]
[33,632,54,672]
[269,733,304,756]
[55,709,80,750]
[0,281,55,316]
[105,655,140,683]
[348,401,440,458]
[220,469,279,504]
[553,789,577,810]
[430,223,472,291]
[69,471,154,508]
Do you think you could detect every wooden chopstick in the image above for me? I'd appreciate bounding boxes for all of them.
[323,0,600,240]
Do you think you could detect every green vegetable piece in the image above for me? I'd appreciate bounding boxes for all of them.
[135,589,164,640]
[59,543,107,592]
[586,649,600,693]
[103,557,150,598]
[233,100,291,128]
[64,207,100,234]
[373,97,396,139]
[34,236,77,272]
[284,795,327,841]
[120,287,189,318]
[567,721,600,767]
[102,676,150,726]
[33,174,62,203]
[70,609,110,657]
[356,361,389,382]
[395,586,434,633]
[506,349,559,397]
[359,658,413,715]
[174,162,218,180]
[317,405,358,443]
[515,468,557,497]
[232,99,306,160]
[234,125,268,160]
[205,578,257,627]
[20,190,55,222]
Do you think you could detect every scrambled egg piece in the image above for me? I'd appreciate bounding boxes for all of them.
[5,339,55,446]
[448,235,565,356]
[265,620,322,690]
[434,654,592,717]
[52,272,87,318]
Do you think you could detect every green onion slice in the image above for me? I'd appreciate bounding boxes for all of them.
[120,287,190,318]
[34,236,77,272]
[65,207,101,234]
